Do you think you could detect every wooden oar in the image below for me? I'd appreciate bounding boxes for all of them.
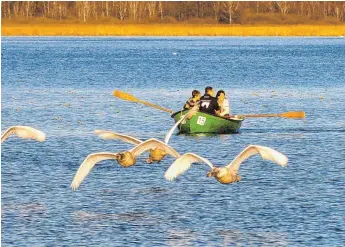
[113,90,174,114]
[237,111,306,119]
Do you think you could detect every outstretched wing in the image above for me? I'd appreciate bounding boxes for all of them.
[130,138,180,158]
[164,105,199,144]
[1,126,46,143]
[227,145,288,173]
[164,117,185,144]
[164,153,214,181]
[70,152,118,190]
[94,130,142,145]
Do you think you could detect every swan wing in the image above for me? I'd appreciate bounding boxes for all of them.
[70,152,118,190]
[164,117,185,144]
[130,138,180,158]
[164,153,214,181]
[164,105,199,144]
[94,130,142,145]
[1,126,46,143]
[227,145,288,173]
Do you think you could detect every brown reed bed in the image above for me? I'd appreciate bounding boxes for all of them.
[2,23,345,36]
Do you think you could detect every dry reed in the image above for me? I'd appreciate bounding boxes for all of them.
[2,23,345,36]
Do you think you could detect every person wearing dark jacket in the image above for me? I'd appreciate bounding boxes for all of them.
[199,86,220,115]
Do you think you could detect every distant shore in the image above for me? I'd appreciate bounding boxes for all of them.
[2,23,345,36]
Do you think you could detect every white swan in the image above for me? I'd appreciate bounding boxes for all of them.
[71,106,198,190]
[94,105,198,163]
[164,145,288,184]
[1,126,46,143]
[70,138,179,190]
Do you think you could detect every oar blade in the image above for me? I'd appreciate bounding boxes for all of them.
[279,111,306,119]
[113,90,139,102]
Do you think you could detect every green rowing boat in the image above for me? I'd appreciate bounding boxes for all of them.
[112,91,305,134]
[171,110,243,134]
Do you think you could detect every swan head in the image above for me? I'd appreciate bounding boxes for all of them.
[147,148,167,163]
[116,153,125,160]
[206,167,220,177]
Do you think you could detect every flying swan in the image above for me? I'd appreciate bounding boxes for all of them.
[93,105,197,163]
[70,138,179,190]
[1,126,46,143]
[164,145,288,184]
[70,106,197,190]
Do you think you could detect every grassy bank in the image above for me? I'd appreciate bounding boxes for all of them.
[2,23,345,36]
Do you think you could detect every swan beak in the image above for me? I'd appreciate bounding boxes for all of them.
[116,153,123,160]
[146,158,153,164]
[206,171,213,177]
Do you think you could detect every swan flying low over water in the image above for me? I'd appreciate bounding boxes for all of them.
[93,128,177,164]
[1,126,46,143]
[70,138,179,190]
[164,145,288,184]
[93,106,197,163]
[70,106,198,190]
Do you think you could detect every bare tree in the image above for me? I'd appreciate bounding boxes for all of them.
[276,1,290,15]
[267,1,276,13]
[105,1,109,17]
[128,1,138,20]
[1,1,345,24]
[158,1,163,20]
[147,1,156,18]
[26,1,31,18]
[1,2,11,18]
[212,2,220,21]
[118,2,127,20]
[223,1,239,25]
[43,1,50,18]
[76,1,89,22]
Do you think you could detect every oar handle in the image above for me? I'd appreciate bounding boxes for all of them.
[137,99,174,114]
[238,111,305,119]
[238,114,279,118]
[113,90,174,114]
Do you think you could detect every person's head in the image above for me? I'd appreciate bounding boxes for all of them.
[216,90,226,101]
[192,90,201,100]
[205,86,214,96]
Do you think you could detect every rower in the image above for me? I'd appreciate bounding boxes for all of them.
[183,90,201,110]
[199,86,220,115]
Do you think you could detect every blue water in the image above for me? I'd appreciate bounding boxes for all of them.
[1,37,345,246]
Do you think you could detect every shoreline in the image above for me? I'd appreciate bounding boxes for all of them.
[2,24,345,36]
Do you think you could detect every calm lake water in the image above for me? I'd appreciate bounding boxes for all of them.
[1,37,345,246]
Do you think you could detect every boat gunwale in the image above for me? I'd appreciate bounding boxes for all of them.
[171,110,243,123]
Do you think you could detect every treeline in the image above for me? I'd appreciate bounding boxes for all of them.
[2,1,345,24]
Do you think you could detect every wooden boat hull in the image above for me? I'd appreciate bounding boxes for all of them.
[172,110,243,134]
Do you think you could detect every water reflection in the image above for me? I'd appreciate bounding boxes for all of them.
[72,210,149,223]
[165,229,197,247]
[2,202,47,218]
[218,230,289,247]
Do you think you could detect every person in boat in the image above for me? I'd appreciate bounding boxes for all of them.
[199,86,220,115]
[216,90,231,117]
[183,90,201,110]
